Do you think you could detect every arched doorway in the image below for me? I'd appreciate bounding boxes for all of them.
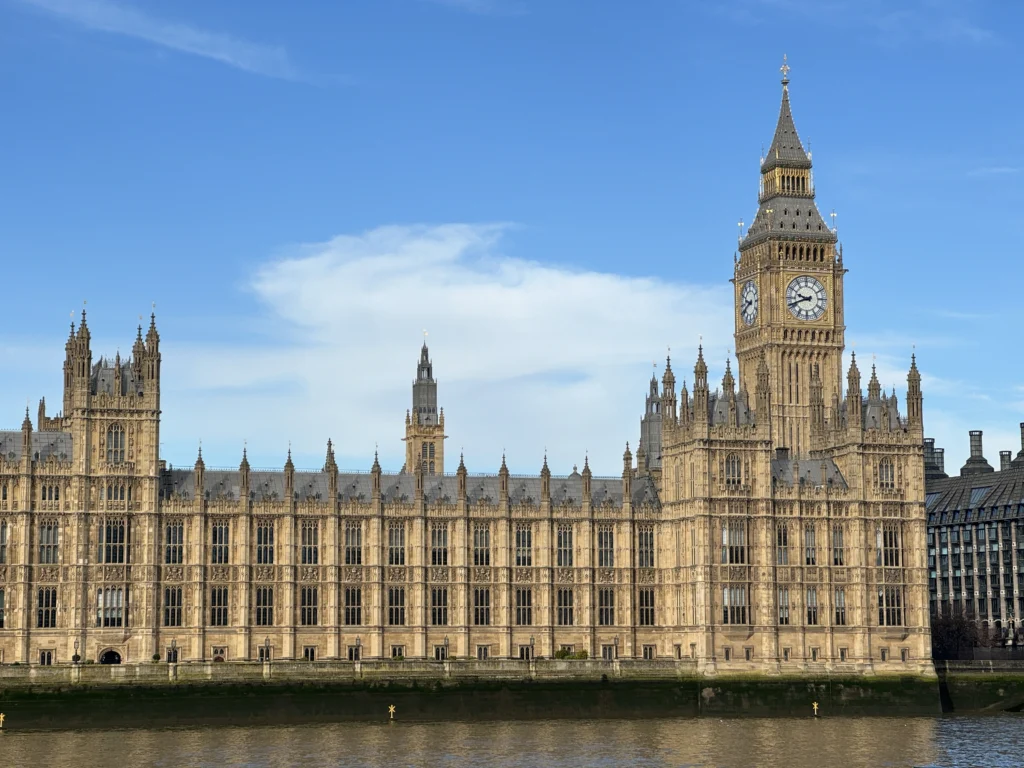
[99,649,122,665]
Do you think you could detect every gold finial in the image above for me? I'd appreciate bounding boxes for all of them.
[423,328,428,339]
[780,54,790,83]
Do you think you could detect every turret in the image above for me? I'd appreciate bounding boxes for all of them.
[622,442,633,500]
[540,453,551,502]
[661,355,677,423]
[194,444,205,499]
[845,352,861,417]
[499,453,509,502]
[239,446,251,501]
[582,454,592,503]
[21,408,32,463]
[867,363,881,401]
[906,354,923,429]
[63,310,93,413]
[457,451,467,500]
[755,351,771,423]
[144,313,161,394]
[693,346,709,424]
[324,439,338,497]
[371,449,382,497]
[809,363,825,433]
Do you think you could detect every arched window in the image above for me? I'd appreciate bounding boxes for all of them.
[421,443,428,460]
[107,425,125,464]
[879,458,895,490]
[724,453,742,487]
[429,442,435,459]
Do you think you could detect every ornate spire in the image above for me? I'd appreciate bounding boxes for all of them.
[78,308,90,341]
[764,54,810,172]
[372,447,381,474]
[239,445,250,472]
[195,442,205,471]
[722,357,735,395]
[868,363,881,400]
[694,345,708,385]
[458,450,466,473]
[285,445,294,473]
[21,406,32,432]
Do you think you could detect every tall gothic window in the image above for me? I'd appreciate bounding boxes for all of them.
[556,588,574,626]
[515,588,532,626]
[879,586,903,626]
[804,524,817,566]
[639,588,655,626]
[882,523,902,567]
[597,526,614,567]
[165,520,184,564]
[209,587,229,626]
[515,524,532,567]
[430,523,448,566]
[879,458,895,490]
[344,521,362,565]
[637,525,655,568]
[300,587,318,626]
[722,519,747,564]
[344,587,362,626]
[255,587,274,626]
[832,524,845,567]
[778,587,790,625]
[473,587,491,626]
[431,587,448,626]
[164,587,182,627]
[0,520,7,564]
[37,587,57,628]
[99,518,128,564]
[255,520,275,565]
[388,521,405,566]
[388,587,406,626]
[106,424,125,464]
[97,587,125,627]
[300,520,319,565]
[722,585,748,625]
[0,587,5,628]
[557,524,573,567]
[598,588,615,626]
[724,453,742,487]
[834,587,847,626]
[776,523,789,566]
[473,524,490,566]
[38,520,59,564]
[211,521,229,564]
[806,587,819,625]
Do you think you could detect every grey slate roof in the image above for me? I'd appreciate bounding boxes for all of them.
[91,358,144,397]
[0,431,73,463]
[741,195,835,246]
[772,455,848,490]
[708,390,756,427]
[926,463,1024,526]
[762,83,811,171]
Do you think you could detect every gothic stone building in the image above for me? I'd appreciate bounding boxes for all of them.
[0,66,931,674]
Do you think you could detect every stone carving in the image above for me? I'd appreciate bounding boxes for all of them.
[164,566,184,582]
[514,567,532,583]
[598,568,615,584]
[387,567,405,583]
[556,568,574,584]
[344,567,362,583]
[211,565,231,582]
[255,566,274,582]
[805,567,819,582]
[638,569,656,584]
[0,566,6,581]
[473,567,491,583]
[833,568,848,583]
[104,565,126,582]
[430,567,449,583]
[300,566,319,582]
[38,566,59,582]
[729,566,746,581]
[884,568,902,584]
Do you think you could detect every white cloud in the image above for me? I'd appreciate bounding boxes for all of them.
[16,0,297,79]
[158,224,734,476]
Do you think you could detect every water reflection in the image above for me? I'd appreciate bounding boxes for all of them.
[4,715,1023,768]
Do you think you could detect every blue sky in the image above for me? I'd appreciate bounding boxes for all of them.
[2,0,1022,476]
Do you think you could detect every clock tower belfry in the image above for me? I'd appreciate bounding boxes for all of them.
[734,57,846,456]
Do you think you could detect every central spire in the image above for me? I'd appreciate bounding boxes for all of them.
[763,54,810,172]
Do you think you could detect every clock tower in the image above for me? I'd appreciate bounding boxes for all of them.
[734,57,846,456]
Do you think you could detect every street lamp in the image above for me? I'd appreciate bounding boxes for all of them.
[264,636,271,662]
[614,636,619,659]
[171,638,177,663]
[73,639,80,664]
[355,636,361,661]
[530,635,535,660]
[444,634,449,659]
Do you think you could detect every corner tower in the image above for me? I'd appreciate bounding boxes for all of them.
[403,340,446,474]
[734,57,846,456]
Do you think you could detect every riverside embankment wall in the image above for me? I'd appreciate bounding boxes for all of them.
[0,659,1019,729]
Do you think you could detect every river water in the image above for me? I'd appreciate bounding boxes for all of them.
[2,716,1021,767]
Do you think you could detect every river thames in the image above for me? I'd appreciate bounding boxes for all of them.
[1,715,1021,768]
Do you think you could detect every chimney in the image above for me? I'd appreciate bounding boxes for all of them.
[935,448,945,475]
[961,430,994,476]
[775,447,790,462]
[923,438,948,482]
[1000,451,1012,472]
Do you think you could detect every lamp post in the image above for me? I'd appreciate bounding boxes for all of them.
[356,635,361,662]
[170,638,177,663]
[444,634,449,660]
[264,636,271,663]
[73,639,80,664]
[614,636,619,660]
[530,635,535,661]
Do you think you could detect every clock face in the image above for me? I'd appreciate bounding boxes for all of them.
[786,275,828,321]
[740,280,758,326]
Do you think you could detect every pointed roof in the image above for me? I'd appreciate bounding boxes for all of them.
[762,61,811,172]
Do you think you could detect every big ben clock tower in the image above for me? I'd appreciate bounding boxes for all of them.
[734,56,846,456]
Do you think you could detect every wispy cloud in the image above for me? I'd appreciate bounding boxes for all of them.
[421,0,526,16]
[154,223,733,475]
[15,0,298,79]
[967,166,1021,177]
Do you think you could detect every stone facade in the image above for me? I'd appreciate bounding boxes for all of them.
[0,63,930,675]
